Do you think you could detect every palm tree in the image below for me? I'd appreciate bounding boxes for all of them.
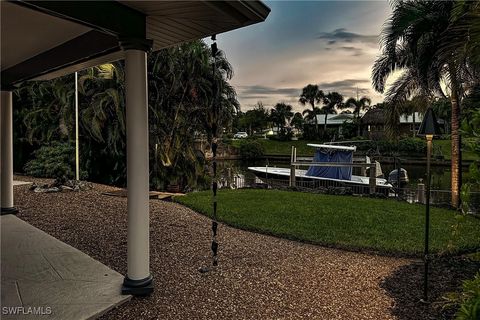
[16,76,75,144]
[15,65,128,185]
[401,96,429,137]
[299,84,324,136]
[290,112,304,133]
[439,1,480,69]
[371,0,478,208]
[302,107,321,122]
[345,96,371,136]
[321,92,343,136]
[148,40,239,189]
[78,63,126,155]
[270,102,294,131]
[431,98,451,134]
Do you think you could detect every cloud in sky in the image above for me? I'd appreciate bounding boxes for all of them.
[237,79,371,110]
[240,86,300,97]
[236,86,300,106]
[217,1,391,112]
[331,46,365,56]
[316,28,379,45]
[318,79,371,94]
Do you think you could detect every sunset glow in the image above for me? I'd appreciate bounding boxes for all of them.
[219,1,392,111]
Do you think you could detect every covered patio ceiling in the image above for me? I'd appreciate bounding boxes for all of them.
[1,0,270,86]
[1,0,269,297]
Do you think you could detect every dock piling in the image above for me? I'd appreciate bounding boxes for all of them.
[369,163,376,194]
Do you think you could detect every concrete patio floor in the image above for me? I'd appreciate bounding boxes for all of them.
[13,180,32,187]
[1,215,130,320]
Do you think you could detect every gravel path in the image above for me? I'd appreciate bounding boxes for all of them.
[13,176,470,319]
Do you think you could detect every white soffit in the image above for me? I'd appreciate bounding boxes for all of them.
[120,1,268,50]
[0,1,92,70]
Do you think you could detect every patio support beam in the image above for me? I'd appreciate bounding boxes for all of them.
[0,89,18,215]
[121,38,154,296]
[1,31,119,85]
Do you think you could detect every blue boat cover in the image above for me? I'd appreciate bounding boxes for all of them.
[305,148,353,180]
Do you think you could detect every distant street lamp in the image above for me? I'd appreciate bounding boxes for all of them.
[417,107,441,303]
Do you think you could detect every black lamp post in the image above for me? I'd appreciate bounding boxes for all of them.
[417,107,441,303]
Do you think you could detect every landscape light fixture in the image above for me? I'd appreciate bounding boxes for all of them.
[417,107,441,303]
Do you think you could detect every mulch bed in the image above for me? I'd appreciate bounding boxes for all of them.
[12,176,478,319]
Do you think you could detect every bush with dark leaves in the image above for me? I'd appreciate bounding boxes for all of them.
[24,142,77,183]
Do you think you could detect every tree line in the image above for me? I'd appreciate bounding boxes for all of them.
[234,88,374,140]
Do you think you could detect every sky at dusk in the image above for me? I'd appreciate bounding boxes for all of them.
[216,1,392,112]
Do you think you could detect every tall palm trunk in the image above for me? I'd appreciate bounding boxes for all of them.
[324,116,328,138]
[357,111,361,137]
[312,102,319,136]
[412,112,415,137]
[449,63,461,208]
[450,92,461,208]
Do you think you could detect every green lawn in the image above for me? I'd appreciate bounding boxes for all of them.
[230,139,321,156]
[257,139,320,156]
[435,138,478,161]
[176,189,480,256]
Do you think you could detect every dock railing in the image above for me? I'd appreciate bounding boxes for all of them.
[289,146,379,194]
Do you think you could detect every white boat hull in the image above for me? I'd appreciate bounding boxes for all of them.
[248,166,393,194]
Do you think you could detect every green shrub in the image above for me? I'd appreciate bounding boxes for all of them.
[355,138,426,155]
[238,139,265,159]
[24,142,77,182]
[443,272,480,320]
[397,137,426,154]
[324,128,339,140]
[302,125,322,140]
[340,121,357,139]
[461,162,480,214]
[278,128,293,141]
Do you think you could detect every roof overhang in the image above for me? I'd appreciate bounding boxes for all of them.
[1,0,270,87]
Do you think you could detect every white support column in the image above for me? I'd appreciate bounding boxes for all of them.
[1,90,17,214]
[121,43,153,295]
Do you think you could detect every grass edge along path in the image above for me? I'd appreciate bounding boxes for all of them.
[175,189,480,257]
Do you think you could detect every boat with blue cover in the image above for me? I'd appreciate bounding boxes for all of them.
[248,144,393,194]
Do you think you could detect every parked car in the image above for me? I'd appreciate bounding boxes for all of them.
[234,131,248,139]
